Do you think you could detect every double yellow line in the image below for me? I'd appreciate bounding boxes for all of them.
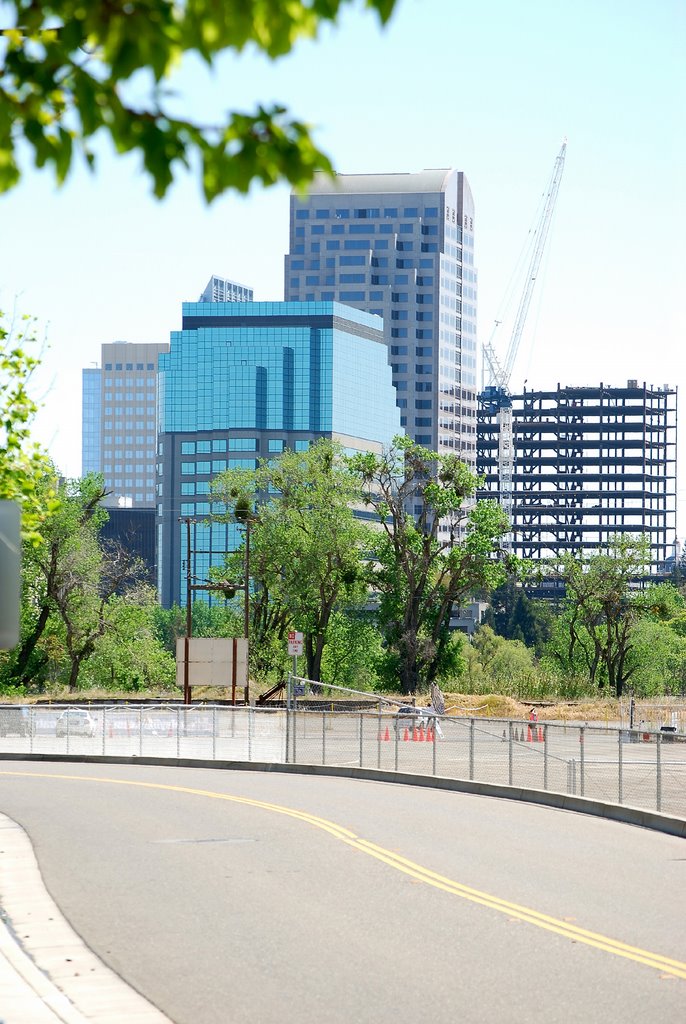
[3,770,686,980]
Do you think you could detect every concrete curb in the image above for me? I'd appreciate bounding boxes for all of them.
[0,812,173,1024]
[1,751,685,838]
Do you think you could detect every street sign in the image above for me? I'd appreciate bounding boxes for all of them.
[288,631,304,656]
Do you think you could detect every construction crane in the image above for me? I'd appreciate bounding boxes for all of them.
[481,140,567,541]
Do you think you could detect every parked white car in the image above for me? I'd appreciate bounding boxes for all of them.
[55,709,97,738]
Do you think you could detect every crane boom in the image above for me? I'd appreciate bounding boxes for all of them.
[503,140,566,383]
[480,140,567,549]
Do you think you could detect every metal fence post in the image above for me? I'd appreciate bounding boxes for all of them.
[432,719,437,776]
[285,707,290,764]
[212,707,217,760]
[618,726,623,805]
[656,731,662,812]
[322,711,326,766]
[292,709,297,763]
[579,725,585,797]
[377,706,382,769]
[508,720,514,786]
[394,716,399,771]
[359,713,363,768]
[469,718,475,781]
[543,723,548,790]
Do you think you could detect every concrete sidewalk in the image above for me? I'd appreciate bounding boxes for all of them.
[0,814,172,1024]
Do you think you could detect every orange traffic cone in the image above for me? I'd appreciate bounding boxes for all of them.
[538,727,544,742]
[403,728,409,741]
[527,726,532,742]
[384,726,390,742]
[427,727,434,742]
[418,726,425,742]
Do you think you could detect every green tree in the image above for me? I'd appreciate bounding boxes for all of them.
[0,0,398,198]
[349,436,514,694]
[0,312,57,542]
[212,439,371,682]
[550,536,655,697]
[483,579,553,653]
[85,586,176,691]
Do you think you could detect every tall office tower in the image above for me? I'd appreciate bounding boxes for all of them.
[81,366,102,475]
[81,341,169,509]
[284,171,478,465]
[198,275,253,303]
[477,381,678,581]
[156,300,401,607]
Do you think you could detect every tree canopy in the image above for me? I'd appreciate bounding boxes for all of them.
[1,0,398,199]
[349,436,516,693]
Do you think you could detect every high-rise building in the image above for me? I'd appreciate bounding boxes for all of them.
[477,381,678,579]
[81,367,102,476]
[156,300,402,607]
[198,275,253,304]
[284,170,478,464]
[82,341,169,509]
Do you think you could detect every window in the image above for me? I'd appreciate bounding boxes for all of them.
[344,240,371,250]
[291,259,304,269]
[340,291,365,301]
[196,461,211,474]
[421,243,438,252]
[391,363,408,374]
[340,273,365,283]
[404,207,418,217]
[354,208,379,218]
[326,240,340,250]
[308,259,320,269]
[391,292,408,302]
[415,417,432,427]
[390,328,408,338]
[384,208,398,218]
[212,439,227,452]
[390,345,408,355]
[416,399,432,409]
[147,363,154,370]
[311,225,325,235]
[416,347,433,357]
[399,224,413,233]
[396,241,413,251]
[315,209,330,219]
[306,275,319,285]
[415,436,432,446]
[340,255,366,266]
[197,441,211,453]
[370,291,383,300]
[295,226,305,237]
[295,439,310,451]
[416,382,433,392]
[425,207,438,217]
[181,482,195,495]
[296,209,309,219]
[350,223,374,234]
[394,380,408,391]
[181,462,195,475]
[229,437,257,450]
[268,439,284,452]
[335,209,350,219]
[391,310,408,320]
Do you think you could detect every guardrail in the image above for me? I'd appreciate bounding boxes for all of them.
[1,705,684,820]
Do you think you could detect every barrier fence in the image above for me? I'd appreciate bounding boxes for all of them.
[1,704,684,820]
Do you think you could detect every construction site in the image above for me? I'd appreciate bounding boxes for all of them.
[476,143,678,577]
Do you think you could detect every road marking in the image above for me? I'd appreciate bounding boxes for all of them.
[3,769,685,980]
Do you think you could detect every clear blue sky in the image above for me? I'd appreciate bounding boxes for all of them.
[2,0,685,531]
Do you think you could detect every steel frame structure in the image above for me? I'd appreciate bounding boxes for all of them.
[477,382,677,575]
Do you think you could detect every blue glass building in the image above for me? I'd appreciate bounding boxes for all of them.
[157,301,401,607]
[81,367,102,476]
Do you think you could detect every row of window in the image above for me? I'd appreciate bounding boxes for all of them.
[296,206,439,220]
[103,363,156,371]
[394,381,433,393]
[290,242,440,255]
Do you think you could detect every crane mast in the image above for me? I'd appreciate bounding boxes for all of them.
[481,141,567,542]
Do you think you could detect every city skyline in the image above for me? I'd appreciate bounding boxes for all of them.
[1,0,683,531]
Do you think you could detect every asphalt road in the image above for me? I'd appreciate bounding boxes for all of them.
[0,762,684,1023]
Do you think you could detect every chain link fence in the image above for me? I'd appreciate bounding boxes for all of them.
[1,704,684,819]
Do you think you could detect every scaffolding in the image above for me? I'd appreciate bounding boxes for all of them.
[477,381,678,577]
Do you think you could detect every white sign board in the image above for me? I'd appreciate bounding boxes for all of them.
[176,637,248,688]
[288,630,304,656]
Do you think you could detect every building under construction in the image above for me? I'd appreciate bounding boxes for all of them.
[477,381,677,578]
